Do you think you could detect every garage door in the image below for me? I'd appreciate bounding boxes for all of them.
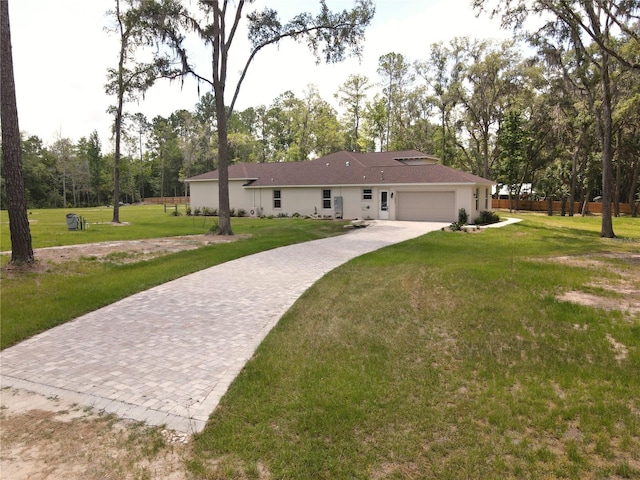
[396,191,456,221]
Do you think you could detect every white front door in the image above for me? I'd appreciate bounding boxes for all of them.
[379,190,389,219]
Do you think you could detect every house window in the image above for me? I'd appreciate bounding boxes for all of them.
[475,188,479,210]
[362,188,373,200]
[485,188,489,209]
[273,190,281,209]
[322,189,332,209]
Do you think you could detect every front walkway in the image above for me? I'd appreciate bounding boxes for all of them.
[1,221,452,433]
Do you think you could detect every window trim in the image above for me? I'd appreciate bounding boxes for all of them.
[273,189,282,209]
[322,189,332,209]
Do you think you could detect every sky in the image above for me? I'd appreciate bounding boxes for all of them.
[9,0,511,149]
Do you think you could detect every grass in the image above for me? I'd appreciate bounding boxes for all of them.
[0,206,348,349]
[2,209,639,478]
[1,205,225,251]
[186,213,640,479]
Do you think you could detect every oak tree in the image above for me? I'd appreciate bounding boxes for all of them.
[166,0,375,235]
[474,0,640,236]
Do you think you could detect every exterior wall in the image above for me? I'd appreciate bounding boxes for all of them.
[189,180,254,212]
[189,180,493,221]
[189,181,218,210]
[249,186,374,219]
[450,184,490,222]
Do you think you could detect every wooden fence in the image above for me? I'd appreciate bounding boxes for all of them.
[492,199,634,215]
[144,196,190,205]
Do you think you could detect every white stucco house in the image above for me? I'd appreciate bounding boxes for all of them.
[185,150,495,222]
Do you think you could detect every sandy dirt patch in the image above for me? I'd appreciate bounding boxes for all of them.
[37,234,247,264]
[551,253,640,320]
[1,234,249,276]
[0,388,192,480]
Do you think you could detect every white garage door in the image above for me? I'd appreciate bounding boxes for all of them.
[397,191,456,221]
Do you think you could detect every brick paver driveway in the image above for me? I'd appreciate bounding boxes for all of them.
[1,221,448,433]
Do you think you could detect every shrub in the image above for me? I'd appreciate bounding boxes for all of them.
[237,208,246,217]
[193,207,201,216]
[476,210,500,225]
[449,221,463,232]
[458,208,468,225]
[186,207,192,216]
[230,208,236,217]
[170,210,182,217]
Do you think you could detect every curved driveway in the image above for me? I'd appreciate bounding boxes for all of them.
[1,221,448,433]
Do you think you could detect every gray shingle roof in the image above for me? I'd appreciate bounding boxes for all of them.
[185,151,494,186]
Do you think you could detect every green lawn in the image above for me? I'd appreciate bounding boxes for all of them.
[2,209,639,478]
[1,204,224,251]
[188,213,640,479]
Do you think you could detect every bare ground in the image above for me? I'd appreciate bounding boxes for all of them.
[0,388,193,480]
[3,233,248,266]
[552,253,640,320]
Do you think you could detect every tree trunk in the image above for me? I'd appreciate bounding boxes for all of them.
[614,128,621,217]
[215,93,233,235]
[112,98,122,222]
[483,127,490,180]
[629,155,639,218]
[441,108,446,165]
[600,50,615,238]
[111,0,125,224]
[212,1,232,235]
[1,1,34,264]
[569,145,579,216]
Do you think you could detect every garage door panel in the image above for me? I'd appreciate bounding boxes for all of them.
[397,191,455,221]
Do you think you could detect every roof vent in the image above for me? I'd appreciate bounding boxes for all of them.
[326,163,330,167]
[346,161,350,167]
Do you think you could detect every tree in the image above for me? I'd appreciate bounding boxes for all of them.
[51,136,74,208]
[362,95,388,152]
[167,0,375,235]
[21,135,60,207]
[496,110,529,211]
[105,0,183,223]
[1,0,34,264]
[456,39,521,178]
[415,41,465,165]
[377,52,413,151]
[335,74,371,152]
[473,0,640,236]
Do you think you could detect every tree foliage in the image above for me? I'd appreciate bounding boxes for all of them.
[472,0,640,235]
[105,0,184,222]
[7,10,639,224]
[163,0,375,235]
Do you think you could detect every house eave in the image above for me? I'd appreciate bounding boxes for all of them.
[244,181,496,189]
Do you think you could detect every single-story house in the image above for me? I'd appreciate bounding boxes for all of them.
[185,150,495,222]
